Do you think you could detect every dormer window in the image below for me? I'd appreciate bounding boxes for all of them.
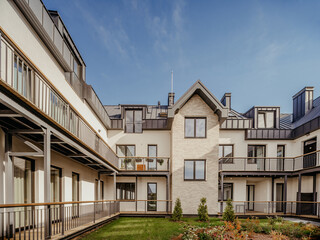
[125,109,142,133]
[257,111,275,128]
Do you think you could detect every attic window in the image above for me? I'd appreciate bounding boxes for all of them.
[125,109,142,133]
[257,111,275,128]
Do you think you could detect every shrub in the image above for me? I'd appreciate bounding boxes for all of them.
[222,199,235,222]
[198,197,209,222]
[172,198,183,221]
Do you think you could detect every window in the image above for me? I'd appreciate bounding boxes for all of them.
[116,183,135,200]
[219,145,234,163]
[257,111,275,128]
[185,117,206,138]
[14,158,34,204]
[248,145,266,164]
[184,160,206,181]
[218,183,233,201]
[125,110,143,133]
[277,145,285,171]
[148,145,157,170]
[72,172,79,217]
[51,166,62,202]
[147,183,157,211]
[117,145,136,169]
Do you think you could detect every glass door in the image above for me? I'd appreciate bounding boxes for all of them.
[277,145,285,171]
[148,145,157,170]
[72,172,79,217]
[303,138,317,168]
[14,158,34,229]
[276,183,284,212]
[246,185,255,211]
[147,183,157,211]
[51,166,61,222]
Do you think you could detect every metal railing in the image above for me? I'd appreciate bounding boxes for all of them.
[118,157,170,171]
[0,34,118,168]
[119,200,172,214]
[0,200,120,240]
[219,201,320,218]
[219,150,320,172]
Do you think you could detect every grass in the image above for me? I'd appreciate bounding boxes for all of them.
[81,217,221,240]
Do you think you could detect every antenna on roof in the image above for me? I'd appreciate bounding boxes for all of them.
[171,70,173,93]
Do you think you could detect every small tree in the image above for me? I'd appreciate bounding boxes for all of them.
[198,197,209,222]
[172,198,183,221]
[222,199,235,222]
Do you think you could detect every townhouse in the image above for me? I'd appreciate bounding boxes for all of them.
[0,0,320,239]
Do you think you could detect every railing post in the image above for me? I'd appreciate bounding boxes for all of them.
[93,202,96,223]
[61,204,65,236]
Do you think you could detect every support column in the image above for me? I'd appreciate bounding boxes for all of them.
[97,173,101,200]
[4,132,13,237]
[271,177,274,213]
[313,174,317,215]
[135,176,138,212]
[166,175,170,212]
[284,175,288,214]
[297,174,302,215]
[43,128,51,239]
[220,174,224,214]
[113,172,117,200]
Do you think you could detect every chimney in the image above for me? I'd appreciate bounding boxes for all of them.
[221,93,231,109]
[293,87,314,122]
[168,92,175,107]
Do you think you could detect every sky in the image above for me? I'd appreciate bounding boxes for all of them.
[43,0,320,113]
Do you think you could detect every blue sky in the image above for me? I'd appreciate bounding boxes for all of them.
[43,0,320,113]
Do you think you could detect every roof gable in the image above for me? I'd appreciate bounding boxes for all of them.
[168,80,228,120]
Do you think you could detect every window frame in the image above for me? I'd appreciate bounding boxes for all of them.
[219,144,234,164]
[257,110,275,129]
[219,183,234,201]
[247,145,266,164]
[147,144,158,170]
[125,109,143,133]
[116,144,136,156]
[184,117,207,138]
[116,183,136,200]
[184,159,206,181]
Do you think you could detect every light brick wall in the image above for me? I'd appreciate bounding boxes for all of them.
[171,94,220,214]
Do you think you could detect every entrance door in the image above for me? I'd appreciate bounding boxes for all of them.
[147,183,157,211]
[303,138,317,168]
[276,183,284,212]
[246,185,255,211]
[51,166,62,222]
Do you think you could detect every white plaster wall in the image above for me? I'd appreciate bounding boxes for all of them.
[0,0,108,142]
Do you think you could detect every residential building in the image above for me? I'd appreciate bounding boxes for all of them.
[0,0,320,239]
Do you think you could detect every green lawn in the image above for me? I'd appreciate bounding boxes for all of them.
[81,217,221,240]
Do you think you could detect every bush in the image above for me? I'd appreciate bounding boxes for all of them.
[172,198,183,221]
[198,197,209,222]
[222,199,235,222]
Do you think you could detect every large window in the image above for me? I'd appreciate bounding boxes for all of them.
[219,145,234,163]
[277,145,285,171]
[14,158,34,204]
[184,160,206,181]
[51,166,62,202]
[117,145,136,170]
[185,117,206,138]
[148,145,157,170]
[218,183,233,201]
[257,111,275,128]
[116,183,135,200]
[248,145,266,164]
[125,110,143,133]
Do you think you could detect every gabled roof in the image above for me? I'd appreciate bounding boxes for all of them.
[168,80,228,120]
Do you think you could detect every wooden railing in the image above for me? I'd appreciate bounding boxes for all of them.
[118,157,170,171]
[219,200,320,217]
[0,32,118,169]
[0,200,120,240]
[219,150,320,172]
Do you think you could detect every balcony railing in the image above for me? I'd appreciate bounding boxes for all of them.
[218,201,320,218]
[119,200,172,214]
[0,200,120,240]
[0,34,118,168]
[118,157,170,171]
[219,150,320,172]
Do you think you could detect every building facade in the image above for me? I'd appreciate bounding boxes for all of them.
[1,0,320,239]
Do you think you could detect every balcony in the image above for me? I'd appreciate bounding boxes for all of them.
[219,150,320,172]
[118,157,170,171]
